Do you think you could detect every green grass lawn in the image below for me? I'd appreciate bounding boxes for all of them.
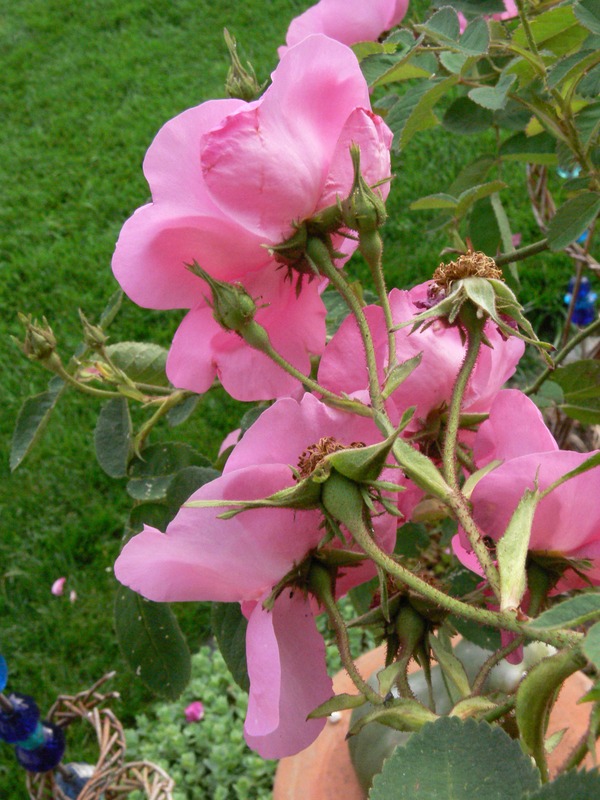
[0,0,578,795]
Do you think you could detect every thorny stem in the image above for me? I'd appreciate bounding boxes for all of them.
[367,241,397,376]
[494,238,549,267]
[471,636,525,696]
[259,339,375,418]
[134,390,193,452]
[558,703,600,772]
[440,322,501,594]
[319,581,384,706]
[524,316,600,396]
[347,511,579,651]
[317,254,386,415]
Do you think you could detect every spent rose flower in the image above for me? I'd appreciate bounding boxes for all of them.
[279,0,409,56]
[454,390,600,594]
[114,394,410,758]
[112,35,392,401]
[318,282,524,433]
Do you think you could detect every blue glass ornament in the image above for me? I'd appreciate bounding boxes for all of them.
[0,693,40,743]
[564,276,598,326]
[0,656,7,692]
[55,762,97,799]
[557,164,582,180]
[14,720,66,772]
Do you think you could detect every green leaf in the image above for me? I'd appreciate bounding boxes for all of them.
[415,7,460,45]
[127,442,212,501]
[449,616,501,651]
[98,288,124,329]
[546,49,600,91]
[468,73,516,111]
[448,156,496,196]
[455,180,507,217]
[211,602,249,692]
[94,397,132,478]
[382,354,422,400]
[582,621,600,670]
[440,51,470,74]
[10,380,64,470]
[497,487,540,611]
[308,693,367,719]
[166,394,200,427]
[512,7,583,52]
[579,63,600,96]
[516,648,586,777]
[370,717,541,800]
[574,101,600,149]
[114,586,191,700]
[529,593,600,630]
[443,96,494,134]
[527,769,600,799]
[552,360,600,424]
[459,17,490,55]
[499,132,558,164]
[410,193,458,211]
[165,465,220,509]
[387,76,458,151]
[468,198,501,255]
[575,0,600,35]
[547,192,600,250]
[106,341,169,387]
[428,635,471,702]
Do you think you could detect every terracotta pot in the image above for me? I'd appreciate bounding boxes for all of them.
[273,646,597,800]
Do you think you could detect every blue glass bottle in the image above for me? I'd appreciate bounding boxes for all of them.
[0,693,40,744]
[14,720,66,772]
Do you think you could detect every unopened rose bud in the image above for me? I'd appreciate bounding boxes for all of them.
[79,310,107,351]
[224,29,264,101]
[342,145,387,232]
[16,313,63,371]
[188,262,257,332]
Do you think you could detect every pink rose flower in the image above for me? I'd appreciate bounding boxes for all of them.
[112,35,392,401]
[318,282,524,432]
[279,0,409,56]
[454,390,600,594]
[115,394,404,758]
[184,701,205,723]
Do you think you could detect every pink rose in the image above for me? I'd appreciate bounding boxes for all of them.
[279,0,409,56]
[51,577,66,596]
[115,394,402,757]
[112,36,392,401]
[318,282,524,432]
[454,390,600,593]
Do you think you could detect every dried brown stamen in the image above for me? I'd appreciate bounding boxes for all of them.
[432,250,503,290]
[297,436,364,479]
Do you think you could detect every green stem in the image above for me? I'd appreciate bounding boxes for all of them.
[440,322,501,594]
[345,506,579,651]
[494,238,549,267]
[259,339,375,418]
[318,578,383,706]
[482,697,516,724]
[134,390,191,452]
[316,252,385,415]
[558,703,600,773]
[367,239,397,375]
[471,636,525,696]
[442,324,482,489]
[524,316,600,396]
[56,365,122,399]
